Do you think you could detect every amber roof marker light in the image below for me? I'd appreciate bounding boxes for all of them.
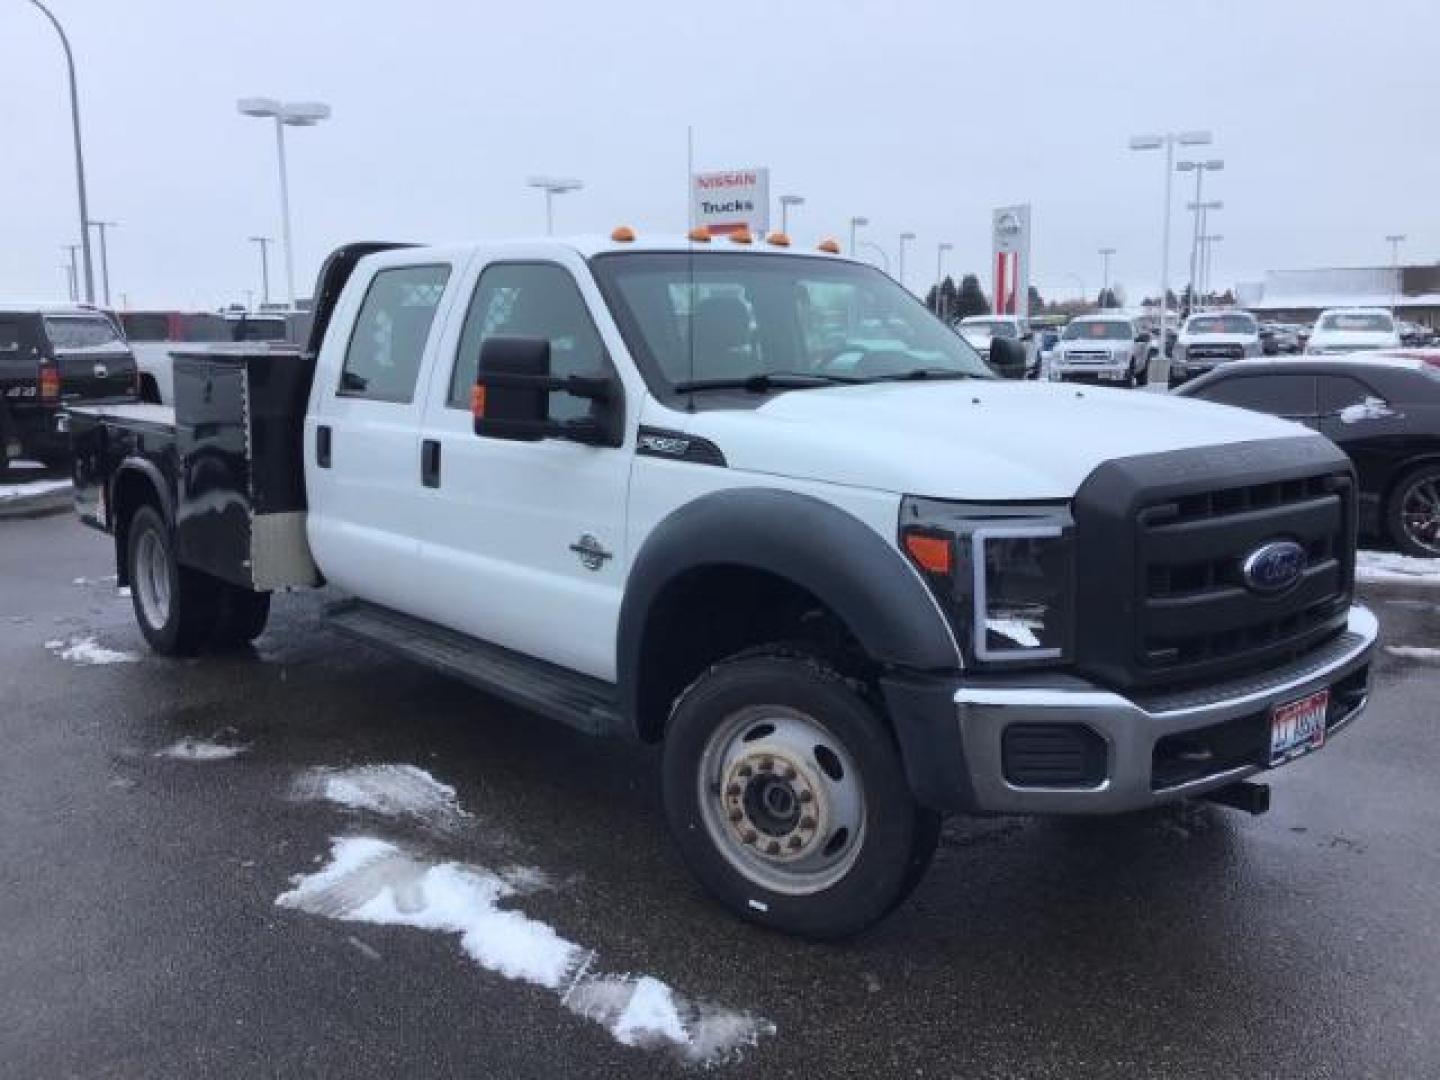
[766,232,791,247]
[688,225,712,242]
[610,225,636,243]
[818,238,841,254]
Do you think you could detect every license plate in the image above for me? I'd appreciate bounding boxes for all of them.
[1099,370,1124,381]
[1268,689,1330,767]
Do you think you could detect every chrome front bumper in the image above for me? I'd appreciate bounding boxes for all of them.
[953,605,1378,814]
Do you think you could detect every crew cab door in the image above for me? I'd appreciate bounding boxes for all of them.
[411,250,634,681]
[305,257,460,615]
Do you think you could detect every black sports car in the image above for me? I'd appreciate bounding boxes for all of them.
[1175,352,1440,556]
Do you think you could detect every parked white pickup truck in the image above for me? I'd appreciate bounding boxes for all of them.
[68,233,1377,938]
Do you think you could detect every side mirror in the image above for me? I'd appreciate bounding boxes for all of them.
[1135,331,1152,344]
[1020,330,1035,342]
[988,336,1027,379]
[472,336,619,446]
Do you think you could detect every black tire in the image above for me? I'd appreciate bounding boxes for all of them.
[662,650,940,940]
[126,504,220,655]
[212,585,271,648]
[1387,463,1440,557]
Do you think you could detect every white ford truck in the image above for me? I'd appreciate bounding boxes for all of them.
[67,234,1377,938]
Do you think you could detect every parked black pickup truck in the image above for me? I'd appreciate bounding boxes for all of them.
[0,304,137,476]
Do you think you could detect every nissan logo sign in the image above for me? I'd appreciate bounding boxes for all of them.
[1241,540,1308,594]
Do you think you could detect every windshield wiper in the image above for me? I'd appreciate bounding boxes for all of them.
[672,371,862,393]
[868,368,984,382]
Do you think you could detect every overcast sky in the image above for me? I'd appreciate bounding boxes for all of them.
[3,0,1436,309]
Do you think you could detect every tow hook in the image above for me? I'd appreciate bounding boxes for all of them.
[1201,780,1271,816]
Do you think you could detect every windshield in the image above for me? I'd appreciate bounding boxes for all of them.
[1061,320,1131,341]
[961,320,1018,338]
[590,252,993,390]
[1319,311,1394,333]
[1187,314,1256,335]
[43,315,122,349]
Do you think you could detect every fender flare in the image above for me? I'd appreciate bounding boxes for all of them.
[112,456,173,526]
[617,487,961,736]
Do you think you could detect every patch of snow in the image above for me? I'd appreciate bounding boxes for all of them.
[1338,396,1398,424]
[1385,645,1440,662]
[72,576,89,586]
[46,636,140,666]
[0,479,71,502]
[155,737,248,761]
[1357,550,1440,585]
[278,837,773,1065]
[293,764,471,834]
[117,586,132,598]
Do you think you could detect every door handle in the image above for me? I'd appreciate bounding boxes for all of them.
[421,438,441,488]
[316,425,331,468]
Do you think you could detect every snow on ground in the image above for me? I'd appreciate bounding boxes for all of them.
[44,636,140,666]
[0,479,71,502]
[278,835,774,1066]
[155,737,249,762]
[1357,550,1440,585]
[293,763,472,834]
[1385,645,1440,662]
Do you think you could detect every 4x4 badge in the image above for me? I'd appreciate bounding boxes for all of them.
[569,534,612,571]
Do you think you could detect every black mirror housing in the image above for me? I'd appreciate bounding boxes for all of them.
[1135,331,1152,343]
[988,337,1027,379]
[473,335,621,446]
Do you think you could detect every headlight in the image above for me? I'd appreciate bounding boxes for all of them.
[899,498,1075,667]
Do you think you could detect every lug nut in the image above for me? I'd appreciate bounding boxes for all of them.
[738,765,753,778]
[759,758,773,772]
[798,790,814,804]
[765,840,781,854]
[742,829,757,844]
[787,836,803,849]
[799,816,816,830]
[781,766,797,780]
[726,783,742,797]
[729,809,744,823]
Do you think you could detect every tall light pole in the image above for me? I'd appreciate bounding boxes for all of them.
[238,98,331,310]
[1177,158,1223,313]
[61,244,80,302]
[1200,234,1223,305]
[858,241,890,273]
[527,176,583,236]
[898,231,916,291]
[1187,200,1222,308]
[849,216,869,256]
[89,220,117,306]
[1386,233,1406,314]
[1098,247,1116,303]
[249,236,274,307]
[936,241,953,321]
[1129,130,1212,378]
[779,194,805,235]
[29,0,95,303]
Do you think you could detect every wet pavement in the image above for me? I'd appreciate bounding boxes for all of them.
[2,509,1438,1078]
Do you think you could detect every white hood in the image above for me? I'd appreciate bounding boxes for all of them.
[1309,329,1400,349]
[656,381,1312,501]
[1178,331,1257,347]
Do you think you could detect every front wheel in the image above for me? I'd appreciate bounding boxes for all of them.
[663,651,940,940]
[1388,464,1440,557]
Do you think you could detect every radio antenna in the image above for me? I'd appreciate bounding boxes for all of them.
[686,124,696,411]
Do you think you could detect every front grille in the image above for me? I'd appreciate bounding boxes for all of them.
[1187,343,1244,360]
[1072,437,1357,691]
[1064,350,1112,363]
[1135,474,1352,682]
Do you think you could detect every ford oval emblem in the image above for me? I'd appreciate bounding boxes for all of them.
[1241,540,1308,594]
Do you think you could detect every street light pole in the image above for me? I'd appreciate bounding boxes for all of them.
[858,241,890,273]
[1386,234,1406,314]
[849,216,868,256]
[779,194,805,235]
[29,0,95,303]
[62,244,80,301]
[1201,235,1223,305]
[936,242,953,321]
[89,220,116,306]
[1129,130,1212,380]
[1177,158,1223,313]
[238,98,331,310]
[527,176,584,236]
[249,236,273,307]
[898,232,915,291]
[1098,247,1116,302]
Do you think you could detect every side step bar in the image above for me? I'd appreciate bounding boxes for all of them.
[326,599,623,737]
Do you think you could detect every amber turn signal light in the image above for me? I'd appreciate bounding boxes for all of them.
[766,232,790,247]
[729,227,753,244]
[688,225,712,242]
[817,238,841,254]
[470,384,487,418]
[903,531,952,576]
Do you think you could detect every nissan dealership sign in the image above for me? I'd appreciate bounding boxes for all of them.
[691,168,770,235]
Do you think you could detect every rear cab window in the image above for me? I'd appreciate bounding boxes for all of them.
[43,315,124,351]
[338,264,452,403]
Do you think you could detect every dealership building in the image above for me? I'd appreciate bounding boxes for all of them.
[1236,265,1440,327]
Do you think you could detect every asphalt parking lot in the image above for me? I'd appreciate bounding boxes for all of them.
[3,502,1439,1079]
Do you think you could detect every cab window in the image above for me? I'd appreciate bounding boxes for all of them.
[338,264,451,403]
[1203,374,1316,417]
[448,263,608,421]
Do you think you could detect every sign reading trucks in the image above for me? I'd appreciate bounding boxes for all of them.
[690,167,770,235]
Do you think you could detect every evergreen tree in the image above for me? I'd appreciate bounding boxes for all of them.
[956,274,990,319]
[1028,285,1045,313]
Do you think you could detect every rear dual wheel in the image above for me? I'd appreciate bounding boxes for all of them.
[126,505,270,654]
[663,651,940,940]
